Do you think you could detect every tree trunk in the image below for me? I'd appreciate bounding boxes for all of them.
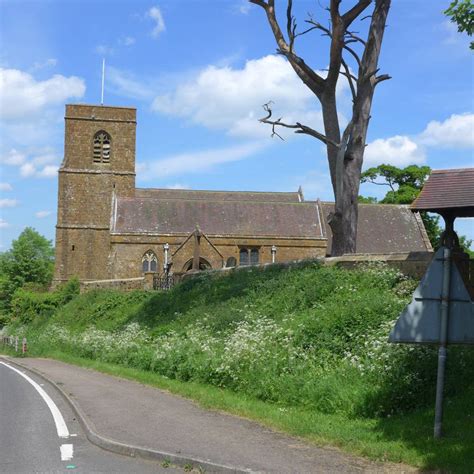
[328,0,391,256]
[250,0,391,256]
[330,150,363,255]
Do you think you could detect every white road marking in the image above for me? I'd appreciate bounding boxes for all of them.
[60,444,74,461]
[0,362,70,438]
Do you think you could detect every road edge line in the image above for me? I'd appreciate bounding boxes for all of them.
[0,361,70,439]
[0,356,253,474]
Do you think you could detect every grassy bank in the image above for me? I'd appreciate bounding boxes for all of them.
[3,261,474,471]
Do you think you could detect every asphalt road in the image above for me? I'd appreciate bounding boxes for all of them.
[0,362,178,474]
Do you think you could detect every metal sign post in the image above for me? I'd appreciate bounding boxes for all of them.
[389,245,474,438]
[434,247,451,438]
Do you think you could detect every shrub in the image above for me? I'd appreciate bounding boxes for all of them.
[9,278,80,324]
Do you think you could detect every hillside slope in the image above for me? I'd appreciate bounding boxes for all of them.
[4,261,474,470]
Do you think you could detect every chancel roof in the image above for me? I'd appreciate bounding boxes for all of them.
[113,190,323,239]
[320,202,432,255]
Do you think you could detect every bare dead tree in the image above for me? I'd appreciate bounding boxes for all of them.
[250,0,391,256]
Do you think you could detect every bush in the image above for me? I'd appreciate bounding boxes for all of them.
[9,278,80,324]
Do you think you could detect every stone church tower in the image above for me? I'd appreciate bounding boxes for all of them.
[54,104,136,283]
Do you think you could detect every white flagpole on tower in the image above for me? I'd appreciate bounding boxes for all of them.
[101,58,105,105]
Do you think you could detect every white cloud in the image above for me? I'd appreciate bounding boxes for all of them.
[20,162,36,177]
[364,135,426,168]
[18,162,58,179]
[31,58,58,71]
[140,142,267,179]
[119,36,136,46]
[32,151,59,166]
[95,45,114,56]
[1,147,60,179]
[37,165,58,178]
[0,198,18,208]
[107,67,154,101]
[1,149,26,166]
[236,1,252,14]
[0,68,85,120]
[152,55,344,140]
[418,113,474,148]
[0,183,12,191]
[0,218,9,228]
[364,112,474,169]
[148,6,166,38]
[35,210,52,218]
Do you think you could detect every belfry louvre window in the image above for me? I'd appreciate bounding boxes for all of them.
[142,250,158,273]
[93,131,111,163]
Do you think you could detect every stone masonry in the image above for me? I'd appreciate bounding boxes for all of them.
[53,104,432,286]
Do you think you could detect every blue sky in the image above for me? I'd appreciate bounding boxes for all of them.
[0,0,473,251]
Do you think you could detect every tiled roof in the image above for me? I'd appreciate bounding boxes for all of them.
[113,197,324,238]
[135,188,301,203]
[320,202,432,255]
[411,168,474,217]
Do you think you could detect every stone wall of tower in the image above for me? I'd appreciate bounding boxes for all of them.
[54,104,136,283]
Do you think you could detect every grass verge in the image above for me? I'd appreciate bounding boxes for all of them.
[10,348,473,473]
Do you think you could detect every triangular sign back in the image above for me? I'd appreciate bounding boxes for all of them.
[389,247,474,344]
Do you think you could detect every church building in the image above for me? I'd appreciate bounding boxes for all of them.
[53,104,432,285]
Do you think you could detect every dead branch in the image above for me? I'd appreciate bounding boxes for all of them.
[344,30,367,46]
[362,178,394,190]
[286,0,297,52]
[305,18,332,37]
[249,0,268,8]
[341,59,356,101]
[251,0,326,95]
[259,102,339,147]
[374,73,392,85]
[343,43,362,67]
[342,0,372,28]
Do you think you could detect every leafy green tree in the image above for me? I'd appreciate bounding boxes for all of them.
[361,164,431,203]
[445,0,474,49]
[361,164,473,251]
[358,195,378,204]
[0,228,55,309]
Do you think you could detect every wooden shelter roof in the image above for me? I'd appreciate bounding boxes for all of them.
[411,168,474,217]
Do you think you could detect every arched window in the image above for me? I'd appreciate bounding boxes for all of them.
[93,130,111,163]
[226,257,237,268]
[239,248,249,266]
[142,250,158,273]
[182,258,212,272]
